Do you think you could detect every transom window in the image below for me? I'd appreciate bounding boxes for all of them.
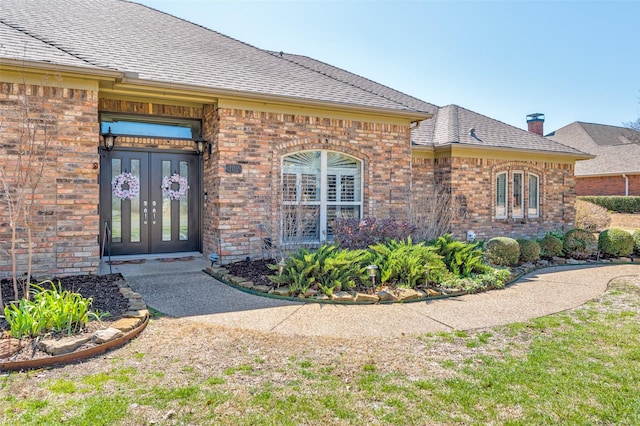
[100,113,201,139]
[495,171,540,220]
[282,150,362,242]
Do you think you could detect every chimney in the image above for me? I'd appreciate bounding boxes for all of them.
[526,113,545,136]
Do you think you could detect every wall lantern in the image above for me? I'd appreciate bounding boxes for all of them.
[101,127,117,151]
[193,137,210,158]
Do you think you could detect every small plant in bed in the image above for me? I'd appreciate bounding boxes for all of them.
[4,281,104,339]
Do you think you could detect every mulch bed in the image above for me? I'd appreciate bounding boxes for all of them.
[224,258,275,287]
[0,274,130,332]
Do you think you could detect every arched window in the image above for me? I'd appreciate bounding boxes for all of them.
[282,150,362,242]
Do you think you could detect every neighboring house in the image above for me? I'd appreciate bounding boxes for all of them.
[0,0,589,277]
[548,122,640,196]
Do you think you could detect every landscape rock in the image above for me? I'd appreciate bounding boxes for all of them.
[566,258,586,265]
[377,289,397,301]
[354,292,379,303]
[92,328,124,344]
[397,288,421,301]
[536,259,550,266]
[272,287,290,297]
[331,291,355,302]
[426,288,440,297]
[38,335,92,356]
[303,289,318,298]
[251,284,272,293]
[124,309,149,319]
[110,317,142,332]
[552,256,566,265]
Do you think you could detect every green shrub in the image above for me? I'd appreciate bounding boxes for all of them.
[4,281,99,339]
[268,244,368,296]
[484,237,520,266]
[517,239,541,263]
[366,238,448,288]
[432,234,490,277]
[575,199,611,231]
[578,196,640,213]
[539,234,564,258]
[563,228,598,259]
[634,230,640,254]
[598,228,634,257]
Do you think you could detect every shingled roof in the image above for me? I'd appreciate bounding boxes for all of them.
[549,122,640,175]
[276,53,586,156]
[0,0,427,116]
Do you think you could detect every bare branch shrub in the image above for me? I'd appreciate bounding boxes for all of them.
[411,184,461,241]
[575,199,611,232]
[0,74,55,303]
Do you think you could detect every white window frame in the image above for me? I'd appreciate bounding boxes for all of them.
[281,150,363,243]
[528,173,540,218]
[495,172,507,219]
[512,171,524,218]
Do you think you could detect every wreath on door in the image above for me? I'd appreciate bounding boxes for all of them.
[162,174,190,200]
[111,172,140,200]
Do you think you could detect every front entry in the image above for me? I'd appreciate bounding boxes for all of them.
[100,149,201,256]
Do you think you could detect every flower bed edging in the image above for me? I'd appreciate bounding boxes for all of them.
[206,258,640,305]
[0,278,149,371]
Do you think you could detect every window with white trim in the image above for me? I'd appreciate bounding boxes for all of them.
[496,172,507,218]
[282,150,362,242]
[528,173,539,217]
[512,171,524,218]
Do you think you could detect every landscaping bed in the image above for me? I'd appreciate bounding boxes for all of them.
[0,274,142,365]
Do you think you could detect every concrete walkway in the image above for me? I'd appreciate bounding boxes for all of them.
[113,255,640,338]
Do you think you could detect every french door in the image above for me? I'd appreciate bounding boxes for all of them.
[100,149,200,255]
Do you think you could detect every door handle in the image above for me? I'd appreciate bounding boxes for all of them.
[143,208,148,224]
[152,207,157,224]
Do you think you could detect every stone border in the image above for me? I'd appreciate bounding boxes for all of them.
[0,278,148,371]
[206,258,640,305]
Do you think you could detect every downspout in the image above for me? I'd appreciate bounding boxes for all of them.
[622,174,629,196]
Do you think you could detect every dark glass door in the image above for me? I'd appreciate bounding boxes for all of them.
[100,150,200,255]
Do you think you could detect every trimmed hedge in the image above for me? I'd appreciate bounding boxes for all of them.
[539,234,564,258]
[517,239,541,263]
[578,196,640,213]
[634,230,640,254]
[484,237,520,266]
[563,228,598,259]
[598,228,634,257]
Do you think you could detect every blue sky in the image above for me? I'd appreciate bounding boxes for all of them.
[137,0,639,133]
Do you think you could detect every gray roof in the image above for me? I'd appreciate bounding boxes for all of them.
[549,122,640,175]
[0,0,426,115]
[276,53,585,156]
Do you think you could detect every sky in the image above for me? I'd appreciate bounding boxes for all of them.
[136,0,640,133]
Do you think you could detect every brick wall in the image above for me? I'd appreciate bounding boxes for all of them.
[204,108,412,262]
[0,82,100,278]
[411,156,576,241]
[575,175,640,196]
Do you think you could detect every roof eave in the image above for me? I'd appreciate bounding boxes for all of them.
[0,57,122,79]
[434,143,595,161]
[118,76,433,122]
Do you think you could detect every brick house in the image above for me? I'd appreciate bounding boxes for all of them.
[548,122,640,196]
[0,0,589,277]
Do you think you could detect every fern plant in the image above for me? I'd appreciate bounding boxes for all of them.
[433,234,489,277]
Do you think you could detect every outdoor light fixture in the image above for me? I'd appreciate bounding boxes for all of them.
[193,137,210,159]
[366,264,378,291]
[101,127,117,151]
[278,258,287,276]
[424,263,430,286]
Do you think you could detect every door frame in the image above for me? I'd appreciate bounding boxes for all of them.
[99,147,203,256]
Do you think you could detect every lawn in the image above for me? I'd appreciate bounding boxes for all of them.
[1,276,639,425]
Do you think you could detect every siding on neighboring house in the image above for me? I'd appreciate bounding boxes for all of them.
[575,175,640,196]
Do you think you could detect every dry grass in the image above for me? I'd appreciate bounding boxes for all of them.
[610,213,640,231]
